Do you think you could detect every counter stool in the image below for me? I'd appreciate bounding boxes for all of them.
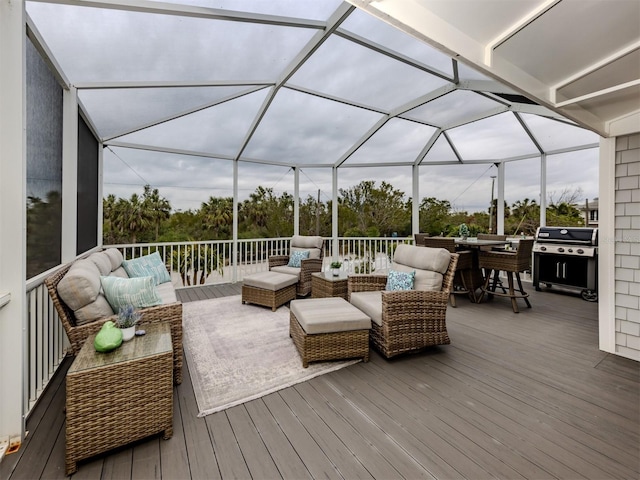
[422,237,474,306]
[478,239,534,313]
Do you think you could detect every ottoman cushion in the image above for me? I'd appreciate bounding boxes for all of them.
[244,271,298,291]
[270,265,301,279]
[290,298,371,334]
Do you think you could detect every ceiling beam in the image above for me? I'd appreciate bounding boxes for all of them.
[27,0,325,29]
[234,2,356,162]
[483,0,562,66]
[73,80,275,90]
[103,85,270,142]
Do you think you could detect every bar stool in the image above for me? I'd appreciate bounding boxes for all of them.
[414,233,430,246]
[477,233,508,293]
[422,237,473,307]
[478,239,534,313]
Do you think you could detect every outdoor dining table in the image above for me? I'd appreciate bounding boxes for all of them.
[453,238,511,303]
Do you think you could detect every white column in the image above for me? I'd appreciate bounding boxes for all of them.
[293,167,299,235]
[496,162,505,234]
[61,87,78,261]
[232,160,239,282]
[97,144,104,247]
[332,167,339,261]
[598,137,616,353]
[540,153,547,227]
[0,0,27,446]
[412,164,420,237]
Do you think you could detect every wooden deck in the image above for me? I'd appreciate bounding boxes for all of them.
[2,283,638,479]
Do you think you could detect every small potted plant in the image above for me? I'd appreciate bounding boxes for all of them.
[116,305,142,342]
[330,260,342,276]
[458,223,469,240]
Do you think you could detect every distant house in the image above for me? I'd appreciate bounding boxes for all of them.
[580,198,599,227]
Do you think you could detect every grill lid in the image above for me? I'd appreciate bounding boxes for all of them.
[535,226,597,245]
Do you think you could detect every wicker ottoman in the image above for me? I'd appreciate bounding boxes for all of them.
[289,297,371,367]
[242,271,298,311]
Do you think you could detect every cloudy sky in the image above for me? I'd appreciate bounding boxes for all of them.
[28,0,600,215]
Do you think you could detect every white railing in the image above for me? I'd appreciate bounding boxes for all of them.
[25,268,69,416]
[106,237,412,287]
[22,236,410,415]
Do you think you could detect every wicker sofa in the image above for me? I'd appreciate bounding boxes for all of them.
[348,244,458,358]
[268,235,324,296]
[45,249,183,385]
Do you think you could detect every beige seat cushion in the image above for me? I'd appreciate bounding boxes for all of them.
[156,282,178,304]
[349,291,383,326]
[244,271,298,291]
[290,297,371,334]
[270,265,301,279]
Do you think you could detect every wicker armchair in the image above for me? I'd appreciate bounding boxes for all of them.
[478,239,534,313]
[348,244,458,359]
[268,235,324,296]
[45,262,184,385]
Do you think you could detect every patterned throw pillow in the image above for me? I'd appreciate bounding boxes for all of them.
[287,250,310,268]
[122,251,170,285]
[386,269,415,291]
[100,276,162,312]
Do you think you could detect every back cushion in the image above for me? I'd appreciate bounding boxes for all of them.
[392,263,443,291]
[291,236,323,260]
[291,246,320,260]
[74,294,114,325]
[393,244,450,274]
[87,252,112,276]
[392,244,451,291]
[57,259,101,311]
[103,248,124,271]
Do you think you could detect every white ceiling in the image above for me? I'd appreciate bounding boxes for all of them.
[353,0,640,137]
[25,0,600,172]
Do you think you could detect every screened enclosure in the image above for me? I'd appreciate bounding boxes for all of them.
[24,0,599,225]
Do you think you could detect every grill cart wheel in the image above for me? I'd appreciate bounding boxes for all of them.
[581,289,598,302]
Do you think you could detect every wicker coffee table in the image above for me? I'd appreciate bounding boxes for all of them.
[65,323,173,475]
[311,271,349,300]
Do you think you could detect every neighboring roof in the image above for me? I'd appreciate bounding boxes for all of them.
[355,0,640,138]
[25,0,600,171]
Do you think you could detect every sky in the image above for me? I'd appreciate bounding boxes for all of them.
[27,0,600,215]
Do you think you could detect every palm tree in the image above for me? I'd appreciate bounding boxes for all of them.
[142,185,171,241]
[113,193,152,244]
[511,198,538,235]
[200,196,233,238]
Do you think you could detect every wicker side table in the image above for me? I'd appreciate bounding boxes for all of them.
[311,271,349,299]
[65,323,173,475]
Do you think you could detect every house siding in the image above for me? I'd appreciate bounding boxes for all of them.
[615,133,640,360]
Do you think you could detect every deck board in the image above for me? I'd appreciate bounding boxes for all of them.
[4,282,639,480]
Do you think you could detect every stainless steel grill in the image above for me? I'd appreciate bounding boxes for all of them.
[533,226,598,301]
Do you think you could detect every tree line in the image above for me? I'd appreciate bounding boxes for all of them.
[102,181,585,245]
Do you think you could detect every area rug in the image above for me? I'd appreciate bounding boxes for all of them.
[182,295,360,417]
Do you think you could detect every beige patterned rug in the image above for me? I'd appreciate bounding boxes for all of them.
[183,295,360,417]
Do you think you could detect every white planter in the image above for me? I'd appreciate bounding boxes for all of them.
[331,268,340,276]
[121,326,136,342]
